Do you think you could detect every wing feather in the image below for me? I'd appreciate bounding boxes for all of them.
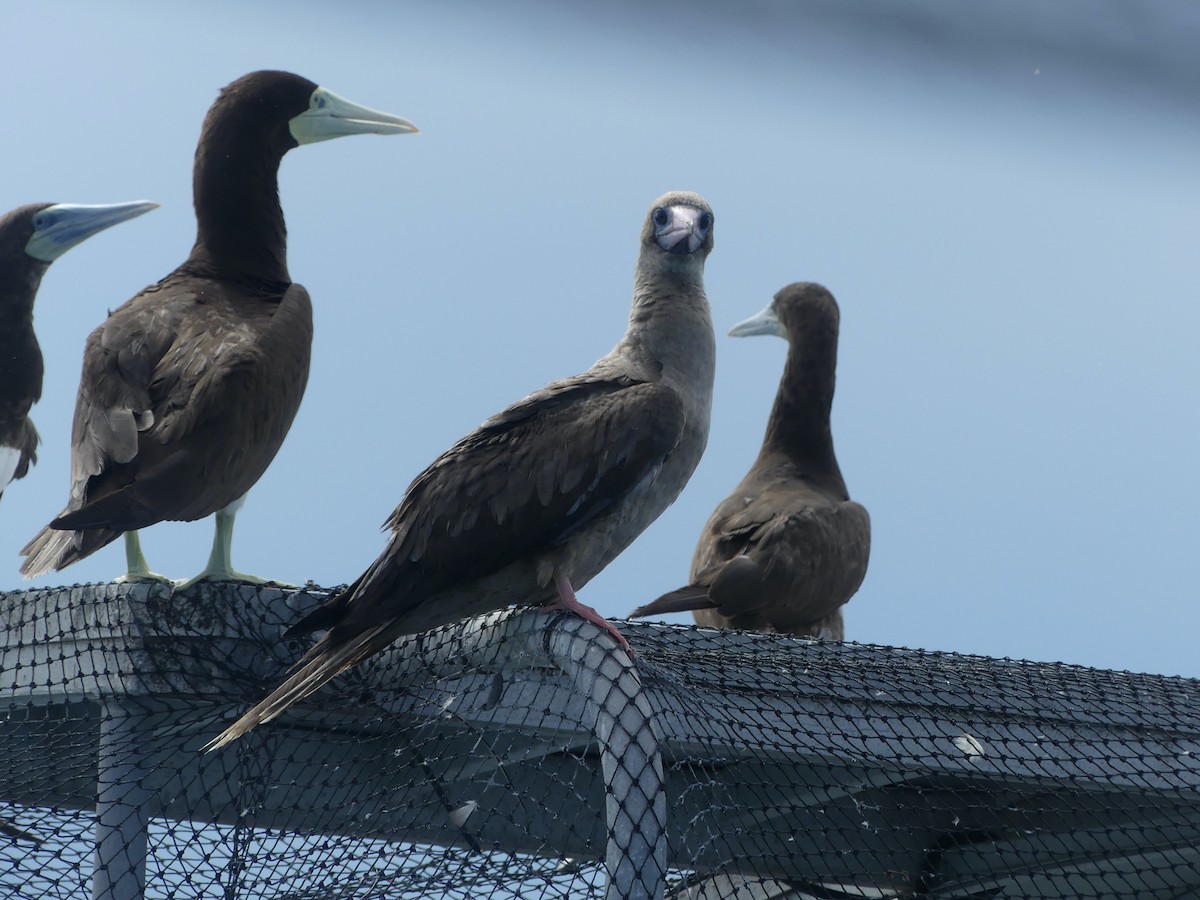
[22,277,310,572]
[294,375,687,638]
[632,470,870,635]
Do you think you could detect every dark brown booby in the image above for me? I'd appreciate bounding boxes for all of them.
[1,201,158,503]
[207,191,717,749]
[20,71,416,584]
[630,282,869,638]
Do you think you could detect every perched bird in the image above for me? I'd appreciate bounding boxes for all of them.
[630,282,869,638]
[208,191,717,749]
[0,200,157,503]
[20,71,416,585]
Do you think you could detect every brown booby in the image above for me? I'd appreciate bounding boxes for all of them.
[630,282,869,638]
[20,71,416,584]
[1,201,158,503]
[207,191,716,749]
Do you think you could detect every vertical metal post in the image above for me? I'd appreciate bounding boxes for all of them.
[224,731,270,898]
[93,699,150,900]
[546,616,667,900]
[372,608,669,899]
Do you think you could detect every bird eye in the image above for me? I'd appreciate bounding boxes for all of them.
[32,214,48,230]
[653,207,669,227]
[311,94,326,110]
[698,212,712,230]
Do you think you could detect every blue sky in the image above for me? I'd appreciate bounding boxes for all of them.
[3,1,1198,677]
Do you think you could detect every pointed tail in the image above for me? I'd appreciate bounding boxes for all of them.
[628,583,714,619]
[205,621,394,751]
[20,522,120,578]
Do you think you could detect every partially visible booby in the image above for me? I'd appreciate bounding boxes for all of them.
[20,71,416,583]
[208,191,717,749]
[630,282,869,638]
[0,201,158,504]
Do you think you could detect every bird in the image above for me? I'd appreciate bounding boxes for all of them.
[630,282,869,639]
[20,70,417,585]
[0,200,157,504]
[0,818,42,847]
[207,190,717,749]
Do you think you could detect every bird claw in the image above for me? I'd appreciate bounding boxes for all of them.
[545,571,635,655]
[174,570,296,591]
[114,570,173,585]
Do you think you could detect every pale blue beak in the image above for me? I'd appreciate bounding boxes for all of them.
[289,86,419,145]
[728,302,785,338]
[25,200,159,262]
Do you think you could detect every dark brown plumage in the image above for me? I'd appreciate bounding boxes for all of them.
[630,282,870,638]
[208,191,717,749]
[0,201,157,504]
[20,71,415,582]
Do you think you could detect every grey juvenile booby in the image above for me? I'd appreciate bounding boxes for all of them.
[20,71,416,584]
[208,191,717,749]
[0,201,157,503]
[630,282,869,638]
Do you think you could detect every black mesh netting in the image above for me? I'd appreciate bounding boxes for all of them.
[1,582,1198,899]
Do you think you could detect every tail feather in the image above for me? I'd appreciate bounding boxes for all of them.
[51,491,141,531]
[283,579,359,638]
[206,622,393,751]
[628,583,714,619]
[20,522,121,578]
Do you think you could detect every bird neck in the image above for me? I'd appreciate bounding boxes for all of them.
[758,338,846,493]
[0,275,44,405]
[186,130,291,287]
[0,259,46,347]
[0,254,48,321]
[626,266,715,389]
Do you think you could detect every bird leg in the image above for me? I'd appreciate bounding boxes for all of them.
[545,570,633,654]
[114,531,171,583]
[175,505,294,590]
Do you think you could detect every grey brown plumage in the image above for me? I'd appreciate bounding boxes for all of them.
[20,71,415,579]
[36,280,312,553]
[208,191,717,748]
[631,282,869,638]
[0,201,157,503]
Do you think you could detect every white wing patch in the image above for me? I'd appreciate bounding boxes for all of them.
[0,446,20,489]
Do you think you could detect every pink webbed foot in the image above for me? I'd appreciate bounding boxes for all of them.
[544,571,634,655]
